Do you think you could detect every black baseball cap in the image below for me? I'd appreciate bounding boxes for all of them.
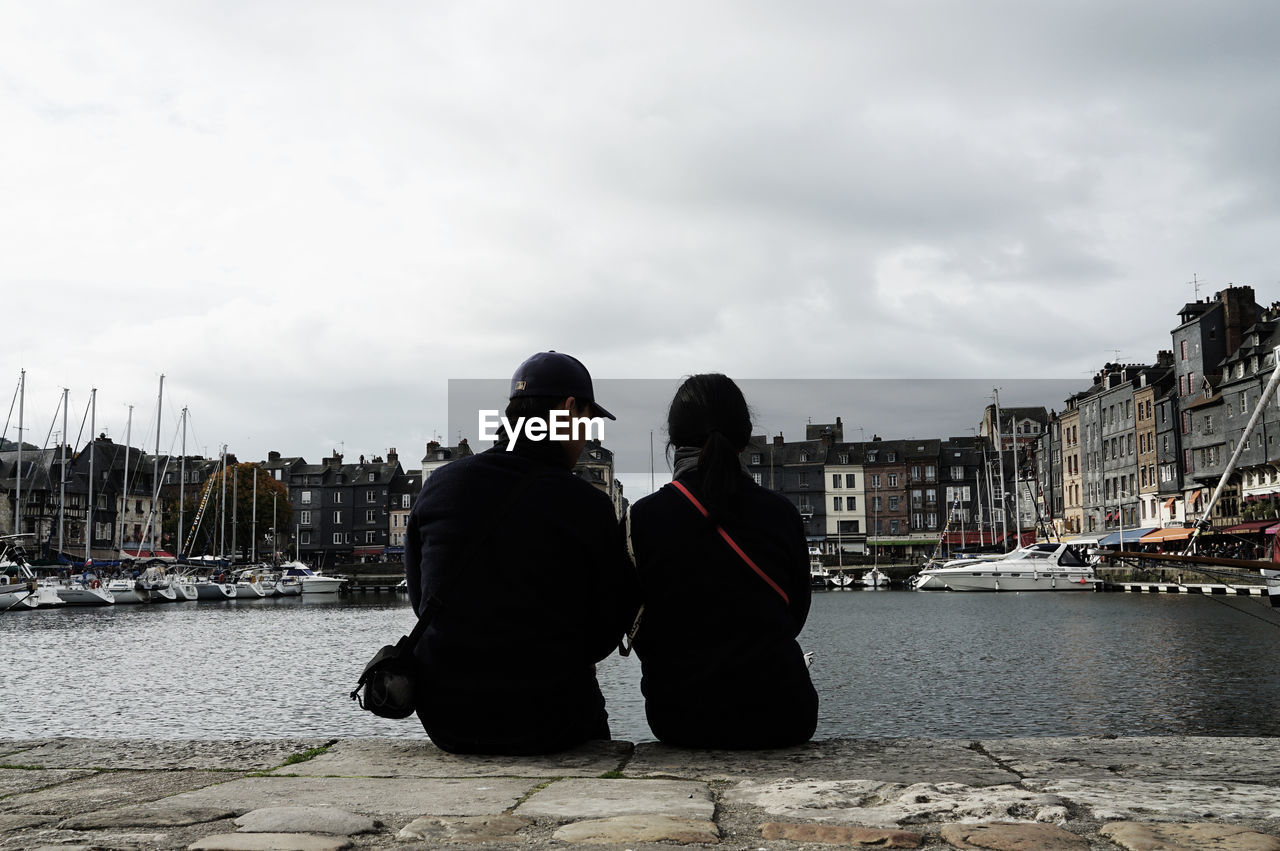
[509,351,615,420]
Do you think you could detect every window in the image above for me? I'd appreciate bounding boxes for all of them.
[798,472,810,488]
[333,510,342,524]
[911,489,923,508]
[887,452,896,462]
[334,492,343,504]
[365,509,377,522]
[887,473,898,486]
[927,513,937,529]
[872,496,882,511]
[889,496,899,510]
[367,490,376,502]
[273,470,282,480]
[751,453,761,464]
[871,474,881,488]
[925,465,935,481]
[800,452,809,462]
[1181,339,1188,360]
[838,454,848,464]
[368,472,376,482]
[832,474,842,488]
[911,465,921,480]
[1181,411,1192,434]
[848,496,856,510]
[845,474,855,488]
[912,512,923,530]
[365,531,377,543]
[951,465,964,479]
[333,533,343,545]
[300,530,311,545]
[833,496,843,512]
[889,519,900,534]
[1241,391,1248,415]
[752,472,762,485]
[299,510,311,525]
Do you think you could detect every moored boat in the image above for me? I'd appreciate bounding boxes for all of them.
[280,562,346,594]
[918,541,1097,592]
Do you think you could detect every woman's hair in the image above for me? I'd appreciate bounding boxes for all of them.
[667,374,752,511]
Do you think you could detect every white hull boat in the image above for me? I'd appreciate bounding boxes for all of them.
[274,576,302,596]
[829,571,855,588]
[55,581,115,606]
[0,587,39,610]
[171,580,198,601]
[918,542,1098,592]
[859,566,889,588]
[105,579,148,604]
[281,562,346,594]
[193,580,237,601]
[235,578,271,598]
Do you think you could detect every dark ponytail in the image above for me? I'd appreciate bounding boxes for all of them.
[666,374,752,514]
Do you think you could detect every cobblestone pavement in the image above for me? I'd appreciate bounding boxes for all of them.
[2,736,1279,849]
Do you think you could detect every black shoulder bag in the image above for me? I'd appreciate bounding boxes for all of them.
[351,468,548,718]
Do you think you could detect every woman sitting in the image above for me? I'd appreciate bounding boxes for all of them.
[627,374,818,748]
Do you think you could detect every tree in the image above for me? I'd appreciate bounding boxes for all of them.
[165,463,292,562]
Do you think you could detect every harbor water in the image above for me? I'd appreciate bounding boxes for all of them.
[4,589,1280,742]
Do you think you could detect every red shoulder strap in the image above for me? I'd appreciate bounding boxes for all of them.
[669,480,790,605]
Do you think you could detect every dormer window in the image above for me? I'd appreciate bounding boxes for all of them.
[800,452,809,462]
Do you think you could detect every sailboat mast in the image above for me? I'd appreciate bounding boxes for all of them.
[119,405,132,554]
[251,469,257,563]
[14,370,23,536]
[86,389,95,564]
[178,407,187,560]
[219,445,227,560]
[1010,415,1022,547]
[150,374,163,555]
[993,389,1008,549]
[59,387,68,556]
[232,470,238,562]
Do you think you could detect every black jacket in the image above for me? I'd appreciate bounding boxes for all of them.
[628,469,818,748]
[405,443,631,754]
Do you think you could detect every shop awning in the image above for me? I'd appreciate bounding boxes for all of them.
[351,546,385,556]
[1098,527,1157,546]
[867,539,939,546]
[1266,523,1280,535]
[1163,497,1177,511]
[1222,520,1276,534]
[1140,527,1197,543]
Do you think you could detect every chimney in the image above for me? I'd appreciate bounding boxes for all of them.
[387,447,398,464]
[268,451,281,462]
[427,440,440,454]
[773,434,785,447]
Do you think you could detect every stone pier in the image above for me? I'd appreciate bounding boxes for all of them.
[2,735,1279,849]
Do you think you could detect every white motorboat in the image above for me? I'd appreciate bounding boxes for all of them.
[809,558,831,589]
[280,562,346,594]
[917,541,1098,592]
[859,566,890,588]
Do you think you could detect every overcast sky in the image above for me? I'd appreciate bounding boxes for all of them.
[4,2,1278,496]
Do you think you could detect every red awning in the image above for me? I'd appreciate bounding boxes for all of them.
[352,546,385,556]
